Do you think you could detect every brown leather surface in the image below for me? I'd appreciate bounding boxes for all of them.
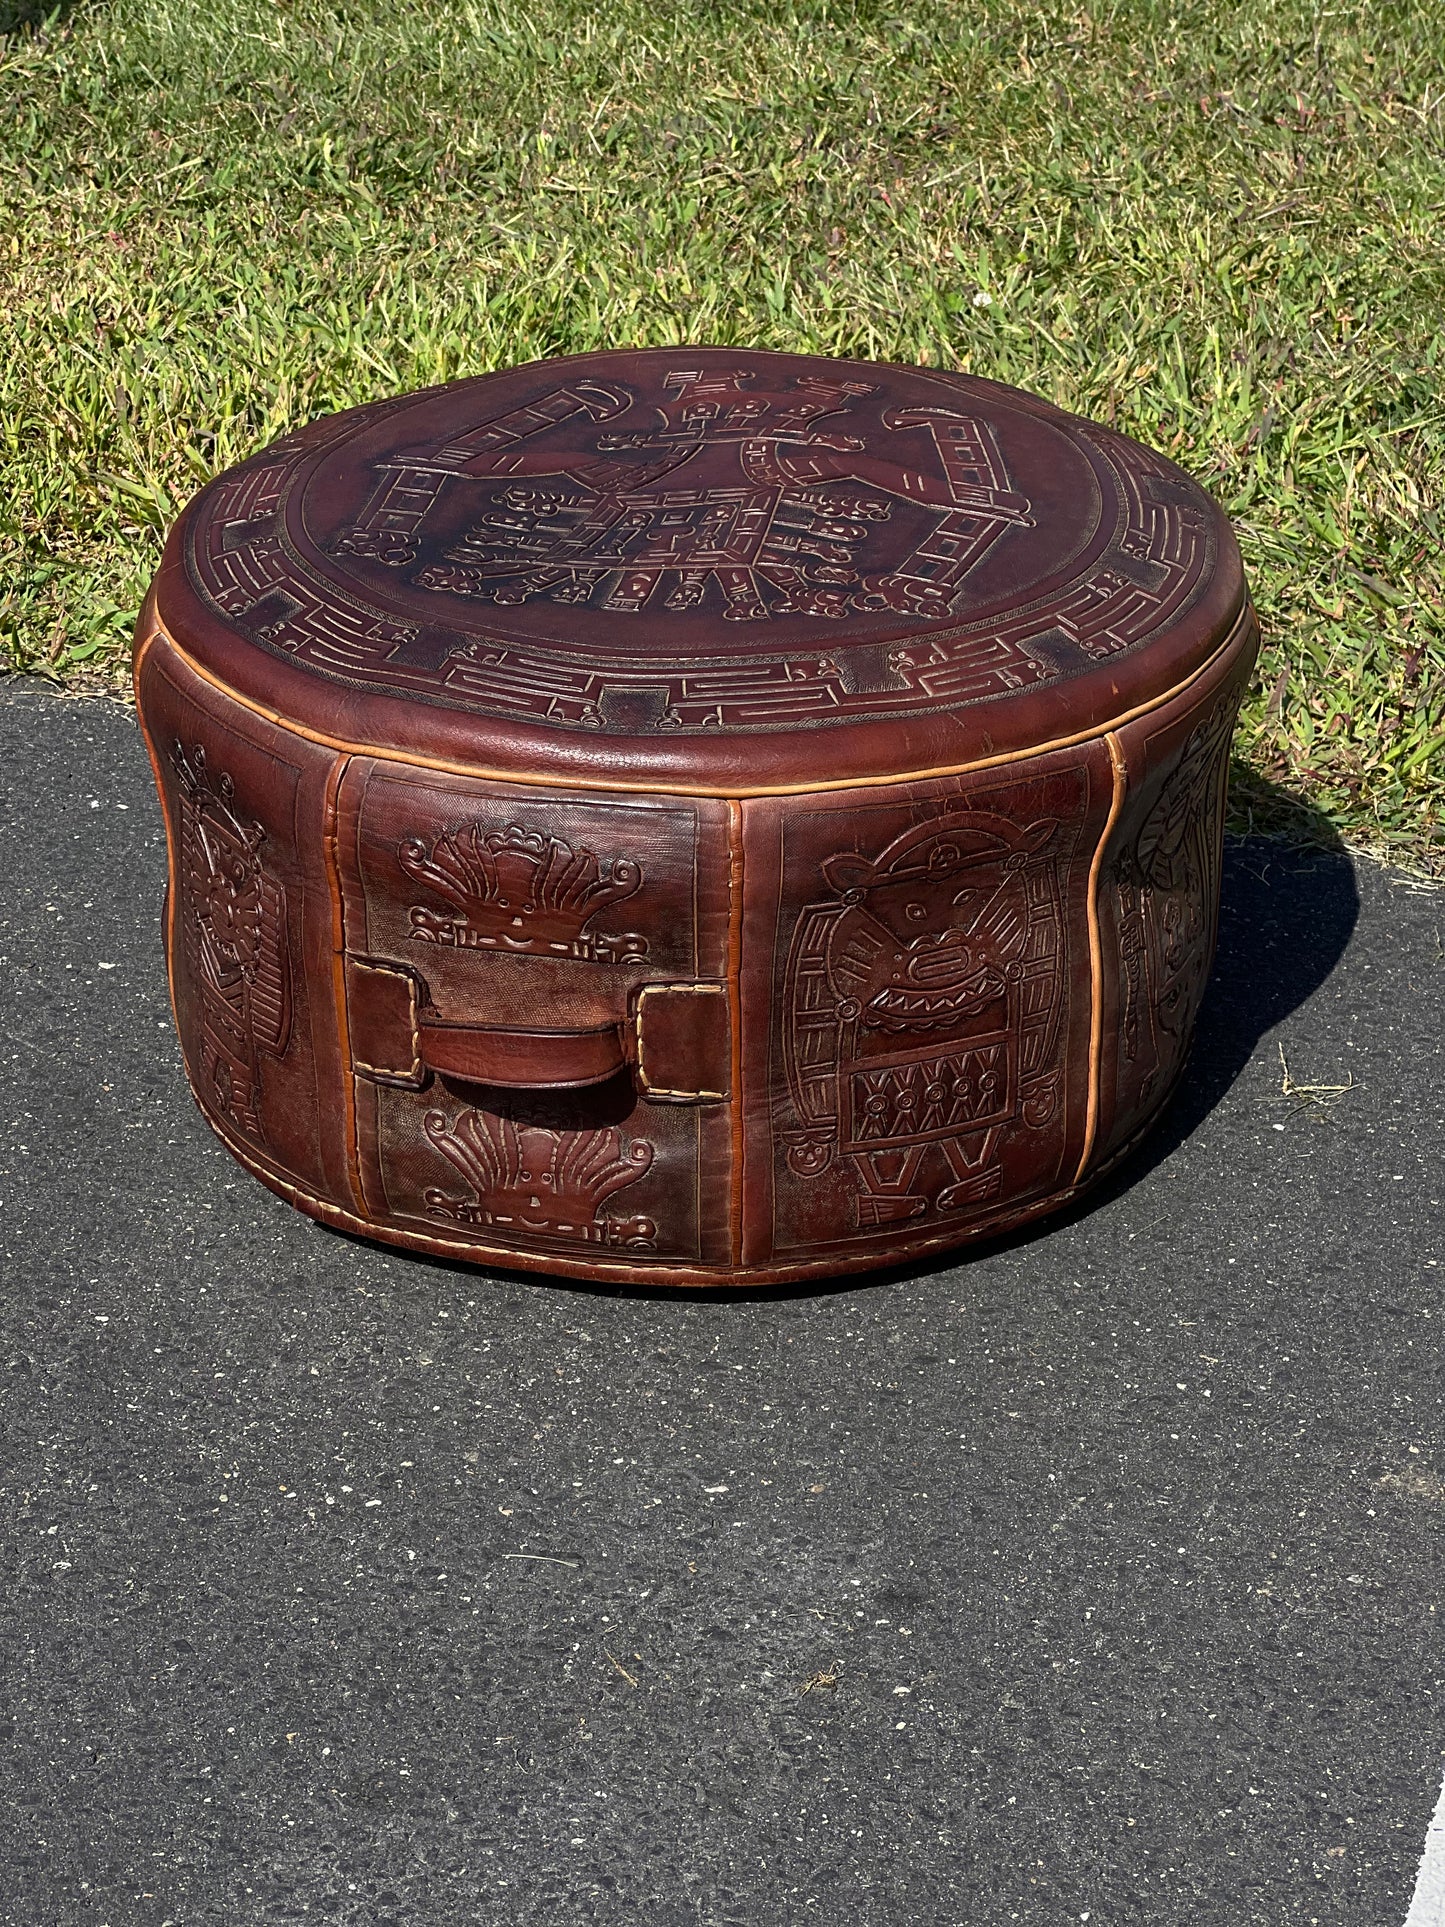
[151,348,1246,792]
[345,955,423,1086]
[136,641,337,1195]
[136,352,1260,1287]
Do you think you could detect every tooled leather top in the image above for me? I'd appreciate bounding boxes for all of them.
[150,347,1247,789]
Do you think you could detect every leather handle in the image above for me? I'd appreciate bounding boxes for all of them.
[417,1017,626,1091]
[345,955,728,1101]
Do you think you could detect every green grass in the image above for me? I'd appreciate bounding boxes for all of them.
[3,0,1443,866]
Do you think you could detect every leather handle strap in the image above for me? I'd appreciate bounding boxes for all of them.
[417,1016,625,1090]
[345,956,728,1102]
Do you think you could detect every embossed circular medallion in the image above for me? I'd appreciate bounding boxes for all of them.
[181,347,1225,740]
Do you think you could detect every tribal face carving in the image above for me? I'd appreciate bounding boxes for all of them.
[422,1108,656,1250]
[782,808,1068,1230]
[816,814,1058,1036]
[170,740,291,1145]
[398,822,648,963]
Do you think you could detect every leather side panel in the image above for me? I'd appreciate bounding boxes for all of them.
[740,743,1116,1266]
[135,633,347,1202]
[1089,614,1259,1172]
[334,760,733,1267]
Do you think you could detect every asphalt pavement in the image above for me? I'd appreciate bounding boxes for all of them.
[1,678,1442,1927]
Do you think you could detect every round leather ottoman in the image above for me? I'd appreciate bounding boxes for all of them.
[134,347,1258,1287]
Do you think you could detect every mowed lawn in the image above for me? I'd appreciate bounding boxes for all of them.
[3,0,1442,863]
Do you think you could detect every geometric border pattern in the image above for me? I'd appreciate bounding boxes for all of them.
[184,395,1217,739]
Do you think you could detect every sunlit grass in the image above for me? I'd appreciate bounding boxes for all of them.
[2,0,1442,863]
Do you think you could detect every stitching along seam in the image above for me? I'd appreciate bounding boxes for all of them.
[634,981,729,1102]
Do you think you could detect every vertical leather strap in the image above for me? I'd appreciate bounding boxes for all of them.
[633,982,731,1103]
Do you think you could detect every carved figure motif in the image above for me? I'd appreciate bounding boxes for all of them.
[397,822,647,962]
[422,1109,656,1248]
[187,374,1214,733]
[170,741,291,1144]
[783,809,1066,1228]
[1114,695,1236,1100]
[336,366,1032,625]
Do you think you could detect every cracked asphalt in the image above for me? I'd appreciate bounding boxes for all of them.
[1,678,1442,1927]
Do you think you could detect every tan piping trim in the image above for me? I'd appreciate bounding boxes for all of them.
[726,800,746,1269]
[1073,732,1129,1185]
[151,608,1253,801]
[131,620,158,697]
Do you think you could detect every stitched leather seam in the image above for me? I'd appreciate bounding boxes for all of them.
[1074,732,1129,1187]
[725,799,746,1269]
[321,751,367,1210]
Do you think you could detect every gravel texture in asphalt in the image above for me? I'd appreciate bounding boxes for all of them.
[1,680,1442,1927]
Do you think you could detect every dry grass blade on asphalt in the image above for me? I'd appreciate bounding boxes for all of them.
[1273,1041,1357,1115]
